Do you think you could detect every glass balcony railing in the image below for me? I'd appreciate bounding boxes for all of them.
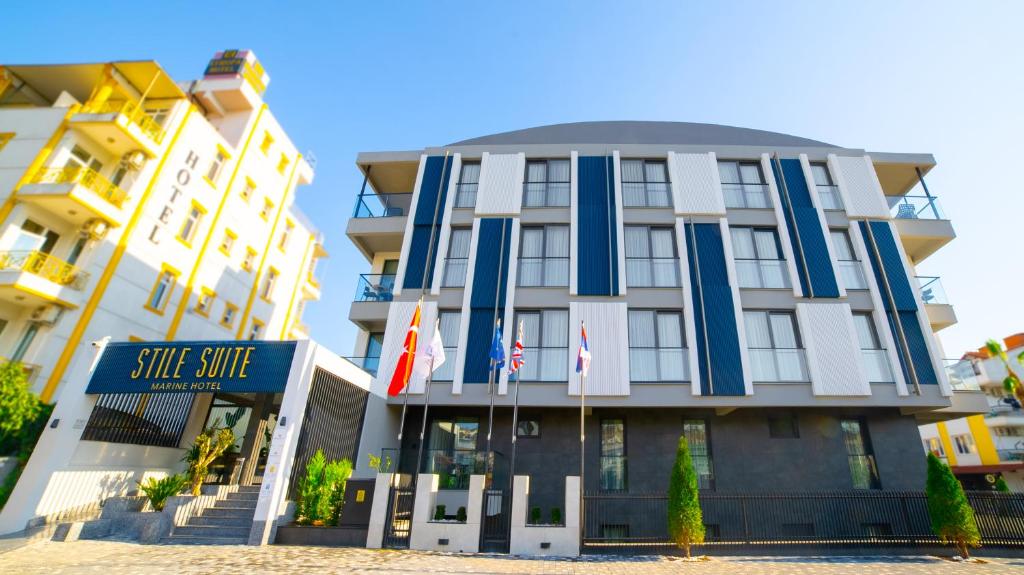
[916,276,949,305]
[352,190,413,218]
[344,356,379,376]
[626,257,680,287]
[816,184,844,210]
[837,260,868,290]
[946,358,981,392]
[517,257,569,287]
[0,251,90,290]
[861,349,894,383]
[354,274,396,302]
[513,348,568,382]
[723,183,771,209]
[522,182,570,207]
[629,348,690,382]
[749,348,809,382]
[441,258,468,288]
[32,166,129,208]
[736,259,790,289]
[622,182,671,207]
[453,183,478,208]
[889,195,946,220]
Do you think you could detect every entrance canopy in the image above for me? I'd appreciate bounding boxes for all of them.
[86,340,298,394]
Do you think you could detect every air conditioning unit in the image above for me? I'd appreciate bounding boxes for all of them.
[123,150,147,170]
[31,305,64,325]
[81,218,109,241]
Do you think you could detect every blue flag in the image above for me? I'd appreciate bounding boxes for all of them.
[489,323,505,370]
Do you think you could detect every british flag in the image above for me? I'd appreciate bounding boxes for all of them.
[509,320,525,375]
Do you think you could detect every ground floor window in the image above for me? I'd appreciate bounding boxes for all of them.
[426,417,479,489]
[683,419,714,490]
[600,419,626,491]
[841,418,881,489]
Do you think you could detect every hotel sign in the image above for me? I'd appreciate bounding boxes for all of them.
[86,340,297,394]
[204,50,246,76]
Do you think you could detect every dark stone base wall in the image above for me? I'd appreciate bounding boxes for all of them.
[398,405,928,513]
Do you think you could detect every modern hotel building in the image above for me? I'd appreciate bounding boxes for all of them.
[0,50,325,404]
[347,121,988,547]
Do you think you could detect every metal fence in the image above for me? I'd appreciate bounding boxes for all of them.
[81,393,195,448]
[582,490,1024,554]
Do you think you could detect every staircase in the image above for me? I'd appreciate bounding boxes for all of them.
[162,486,259,545]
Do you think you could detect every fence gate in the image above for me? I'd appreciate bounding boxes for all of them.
[382,485,415,549]
[479,488,511,553]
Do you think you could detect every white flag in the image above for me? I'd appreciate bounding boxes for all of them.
[413,319,446,379]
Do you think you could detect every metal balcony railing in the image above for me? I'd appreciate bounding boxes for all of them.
[354,273,396,302]
[916,276,949,305]
[32,166,129,208]
[889,195,946,220]
[86,100,166,144]
[352,190,413,218]
[0,251,90,290]
[722,183,771,209]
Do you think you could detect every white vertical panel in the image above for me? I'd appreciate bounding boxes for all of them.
[668,151,726,215]
[407,302,439,394]
[848,223,908,396]
[796,302,871,396]
[392,154,427,297]
[475,152,524,216]
[763,153,804,298]
[452,218,482,395]
[889,220,952,396]
[568,302,629,397]
[612,151,627,295]
[376,300,437,397]
[430,153,462,294]
[800,154,846,297]
[718,218,754,396]
[831,154,890,219]
[674,218,701,396]
[569,151,579,296]
[498,219,520,396]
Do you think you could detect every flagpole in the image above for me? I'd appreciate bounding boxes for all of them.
[414,349,436,483]
[396,298,423,466]
[484,320,500,486]
[579,322,587,547]
[509,354,522,482]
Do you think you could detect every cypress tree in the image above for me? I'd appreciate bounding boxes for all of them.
[925,452,981,558]
[667,435,704,558]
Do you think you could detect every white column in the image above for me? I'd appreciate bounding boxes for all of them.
[365,472,396,549]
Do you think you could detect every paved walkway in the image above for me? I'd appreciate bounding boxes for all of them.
[0,540,1022,574]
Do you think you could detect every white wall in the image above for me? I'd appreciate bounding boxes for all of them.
[567,302,629,396]
[797,302,870,397]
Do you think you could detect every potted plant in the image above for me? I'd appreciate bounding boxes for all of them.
[433,504,446,521]
[295,449,353,526]
[136,474,187,511]
[183,421,235,496]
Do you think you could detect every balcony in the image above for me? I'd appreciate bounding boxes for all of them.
[349,274,394,331]
[290,320,310,339]
[917,276,956,331]
[735,259,790,289]
[71,100,166,158]
[0,251,90,308]
[629,348,690,382]
[749,348,809,382]
[816,184,844,210]
[344,356,379,377]
[861,349,895,383]
[347,188,412,261]
[888,194,954,263]
[945,359,981,392]
[722,183,771,209]
[625,257,680,288]
[19,167,128,227]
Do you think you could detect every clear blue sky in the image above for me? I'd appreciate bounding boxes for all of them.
[4,1,1022,358]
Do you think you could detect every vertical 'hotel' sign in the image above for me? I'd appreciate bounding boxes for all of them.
[86,340,297,394]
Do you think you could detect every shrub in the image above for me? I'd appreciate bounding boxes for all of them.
[456,506,467,523]
[667,435,704,558]
[182,420,235,496]
[0,362,40,451]
[530,506,541,525]
[0,395,52,511]
[434,504,446,521]
[296,449,353,526]
[995,476,1010,493]
[926,452,981,558]
[550,507,562,525]
[137,474,187,511]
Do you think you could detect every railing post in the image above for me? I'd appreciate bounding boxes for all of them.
[741,496,751,544]
[354,169,369,217]
[915,167,940,219]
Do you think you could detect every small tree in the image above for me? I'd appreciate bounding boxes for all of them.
[926,452,981,558]
[296,450,353,526]
[0,362,40,451]
[137,474,187,511]
[667,435,704,559]
[995,476,1010,493]
[183,421,235,496]
[985,339,1024,404]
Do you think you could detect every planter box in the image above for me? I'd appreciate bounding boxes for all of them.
[274,524,368,547]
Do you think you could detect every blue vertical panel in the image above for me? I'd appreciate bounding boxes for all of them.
[403,155,453,290]
[861,221,937,386]
[577,156,618,296]
[772,159,840,298]
[464,218,513,383]
[685,223,745,396]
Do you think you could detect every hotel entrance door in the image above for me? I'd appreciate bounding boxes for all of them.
[202,392,279,486]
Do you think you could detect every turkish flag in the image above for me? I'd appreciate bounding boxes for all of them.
[387,302,422,396]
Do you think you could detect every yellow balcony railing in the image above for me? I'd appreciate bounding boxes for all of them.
[0,251,91,290]
[292,320,310,335]
[87,100,166,144]
[33,166,129,208]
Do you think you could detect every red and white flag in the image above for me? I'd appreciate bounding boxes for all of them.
[509,320,525,375]
[413,318,446,380]
[387,301,422,396]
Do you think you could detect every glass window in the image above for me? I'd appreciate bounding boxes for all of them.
[442,228,472,287]
[600,419,626,491]
[517,419,540,437]
[523,159,570,207]
[853,312,894,384]
[243,247,257,271]
[730,227,790,289]
[518,225,569,287]
[454,162,480,208]
[261,198,274,220]
[279,221,294,251]
[206,150,226,183]
[953,434,977,455]
[426,417,479,489]
[146,267,178,313]
[220,302,238,328]
[11,323,38,363]
[178,204,204,245]
[744,311,808,382]
[195,288,215,317]
[241,178,255,202]
[830,229,867,290]
[219,229,236,256]
[628,310,688,382]
[512,309,568,382]
[812,162,844,210]
[260,268,278,300]
[621,159,670,207]
[624,225,679,287]
[842,419,881,489]
[719,160,769,208]
[684,419,714,490]
[247,319,264,341]
[432,311,461,381]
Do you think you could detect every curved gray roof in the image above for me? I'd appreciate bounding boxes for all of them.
[449,121,836,148]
